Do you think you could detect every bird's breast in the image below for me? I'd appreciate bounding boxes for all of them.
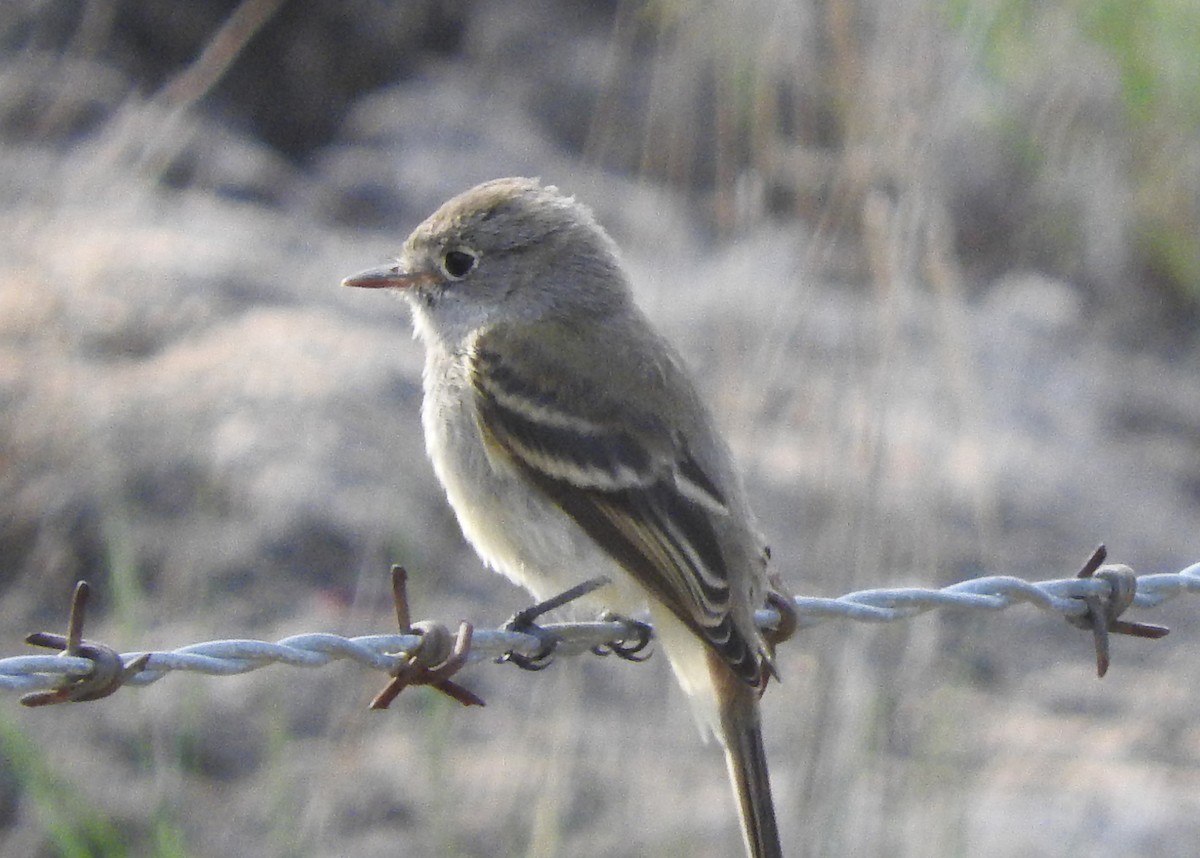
[419,356,643,613]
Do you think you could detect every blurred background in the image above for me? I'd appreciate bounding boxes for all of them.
[1,0,1199,855]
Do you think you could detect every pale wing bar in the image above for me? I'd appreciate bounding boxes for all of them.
[472,346,761,685]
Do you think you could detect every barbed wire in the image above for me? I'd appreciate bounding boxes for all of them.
[4,556,1199,706]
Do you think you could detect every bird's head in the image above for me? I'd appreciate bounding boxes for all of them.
[342,177,629,347]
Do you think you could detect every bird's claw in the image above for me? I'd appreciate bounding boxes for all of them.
[591,613,653,662]
[497,615,560,670]
[496,577,611,671]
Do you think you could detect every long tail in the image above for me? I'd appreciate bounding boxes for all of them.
[713,653,783,858]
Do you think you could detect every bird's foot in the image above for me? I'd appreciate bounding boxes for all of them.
[591,612,653,661]
[497,577,610,671]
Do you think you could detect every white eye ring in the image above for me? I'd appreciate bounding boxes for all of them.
[440,248,478,279]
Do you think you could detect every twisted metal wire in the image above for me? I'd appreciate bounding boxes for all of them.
[3,562,1198,695]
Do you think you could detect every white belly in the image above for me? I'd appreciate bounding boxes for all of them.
[421,369,645,617]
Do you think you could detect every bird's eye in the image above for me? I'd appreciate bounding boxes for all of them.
[441,249,477,279]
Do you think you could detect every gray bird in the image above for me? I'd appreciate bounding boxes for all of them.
[343,177,792,858]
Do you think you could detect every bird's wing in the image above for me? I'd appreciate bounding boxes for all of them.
[468,324,762,686]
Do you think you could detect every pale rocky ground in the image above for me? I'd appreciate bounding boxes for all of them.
[1,3,1199,857]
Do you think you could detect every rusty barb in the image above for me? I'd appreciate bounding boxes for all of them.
[369,566,484,709]
[20,581,151,707]
[1066,545,1170,677]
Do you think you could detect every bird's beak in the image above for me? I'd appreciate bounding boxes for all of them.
[341,264,435,290]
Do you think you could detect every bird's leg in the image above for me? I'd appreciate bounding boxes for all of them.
[591,611,654,661]
[498,576,611,670]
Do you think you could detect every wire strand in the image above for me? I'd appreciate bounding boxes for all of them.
[3,563,1198,694]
